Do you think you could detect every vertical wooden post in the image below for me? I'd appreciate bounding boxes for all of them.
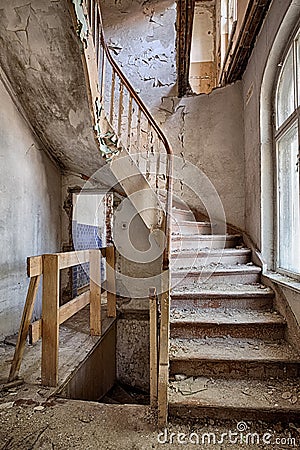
[149,287,158,408]
[106,246,116,318]
[41,254,60,387]
[8,275,41,382]
[89,249,102,335]
[158,288,170,427]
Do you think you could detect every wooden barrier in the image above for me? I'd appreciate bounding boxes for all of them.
[8,247,117,386]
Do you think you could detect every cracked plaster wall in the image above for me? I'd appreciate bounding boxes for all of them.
[101,0,245,229]
[0,0,104,177]
[0,77,61,339]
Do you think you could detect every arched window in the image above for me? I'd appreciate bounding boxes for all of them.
[275,29,300,276]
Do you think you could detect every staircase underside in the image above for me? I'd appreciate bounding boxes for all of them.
[0,0,103,175]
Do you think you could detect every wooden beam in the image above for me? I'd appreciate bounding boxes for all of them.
[59,250,90,270]
[8,275,41,382]
[89,250,102,335]
[41,254,60,387]
[27,256,43,277]
[29,291,91,344]
[106,246,116,318]
[149,288,158,408]
[176,0,195,97]
[158,364,169,427]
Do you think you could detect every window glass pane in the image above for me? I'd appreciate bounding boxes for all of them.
[277,48,295,128]
[277,123,300,274]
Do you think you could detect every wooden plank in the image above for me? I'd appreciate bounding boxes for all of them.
[60,291,90,324]
[89,250,102,335]
[158,363,169,427]
[8,275,41,382]
[27,256,43,277]
[41,254,60,387]
[59,250,90,270]
[29,319,41,345]
[29,291,91,344]
[149,288,158,408]
[106,246,116,318]
[159,290,170,366]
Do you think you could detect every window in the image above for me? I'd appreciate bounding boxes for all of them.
[275,30,300,276]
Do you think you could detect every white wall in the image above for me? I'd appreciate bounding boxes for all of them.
[0,77,61,339]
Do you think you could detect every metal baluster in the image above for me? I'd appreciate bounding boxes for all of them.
[146,121,152,181]
[99,47,106,103]
[109,69,116,125]
[90,0,94,36]
[127,94,133,153]
[136,106,142,155]
[94,5,99,58]
[117,81,124,139]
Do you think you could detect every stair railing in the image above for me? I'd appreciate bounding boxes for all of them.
[72,0,173,425]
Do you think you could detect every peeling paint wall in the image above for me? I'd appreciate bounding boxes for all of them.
[101,0,245,229]
[0,77,61,339]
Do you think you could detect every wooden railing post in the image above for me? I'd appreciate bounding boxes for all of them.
[158,289,170,427]
[41,254,60,387]
[149,287,158,408]
[106,246,116,318]
[89,249,102,335]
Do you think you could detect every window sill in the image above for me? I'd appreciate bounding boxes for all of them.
[264,271,300,294]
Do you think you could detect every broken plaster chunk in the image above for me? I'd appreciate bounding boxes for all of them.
[174,374,187,381]
[33,405,45,412]
[0,402,14,410]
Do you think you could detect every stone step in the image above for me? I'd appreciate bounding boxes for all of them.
[172,208,195,222]
[169,337,300,379]
[168,377,300,422]
[169,309,286,340]
[171,248,252,267]
[171,234,242,251]
[171,284,274,311]
[172,265,261,286]
[172,221,214,235]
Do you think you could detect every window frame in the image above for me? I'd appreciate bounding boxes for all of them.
[273,29,300,280]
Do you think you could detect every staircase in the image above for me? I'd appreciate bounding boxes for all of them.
[70,0,300,425]
[168,207,300,422]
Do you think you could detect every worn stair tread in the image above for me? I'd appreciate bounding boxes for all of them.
[169,308,285,325]
[169,337,300,362]
[172,234,241,241]
[172,264,261,275]
[171,248,251,257]
[168,377,300,411]
[171,283,273,298]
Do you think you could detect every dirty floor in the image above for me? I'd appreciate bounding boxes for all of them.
[0,382,299,450]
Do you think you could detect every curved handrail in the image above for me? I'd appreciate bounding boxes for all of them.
[98,24,173,157]
[75,0,172,426]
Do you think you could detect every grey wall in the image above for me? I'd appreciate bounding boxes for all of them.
[101,0,245,230]
[0,77,61,339]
